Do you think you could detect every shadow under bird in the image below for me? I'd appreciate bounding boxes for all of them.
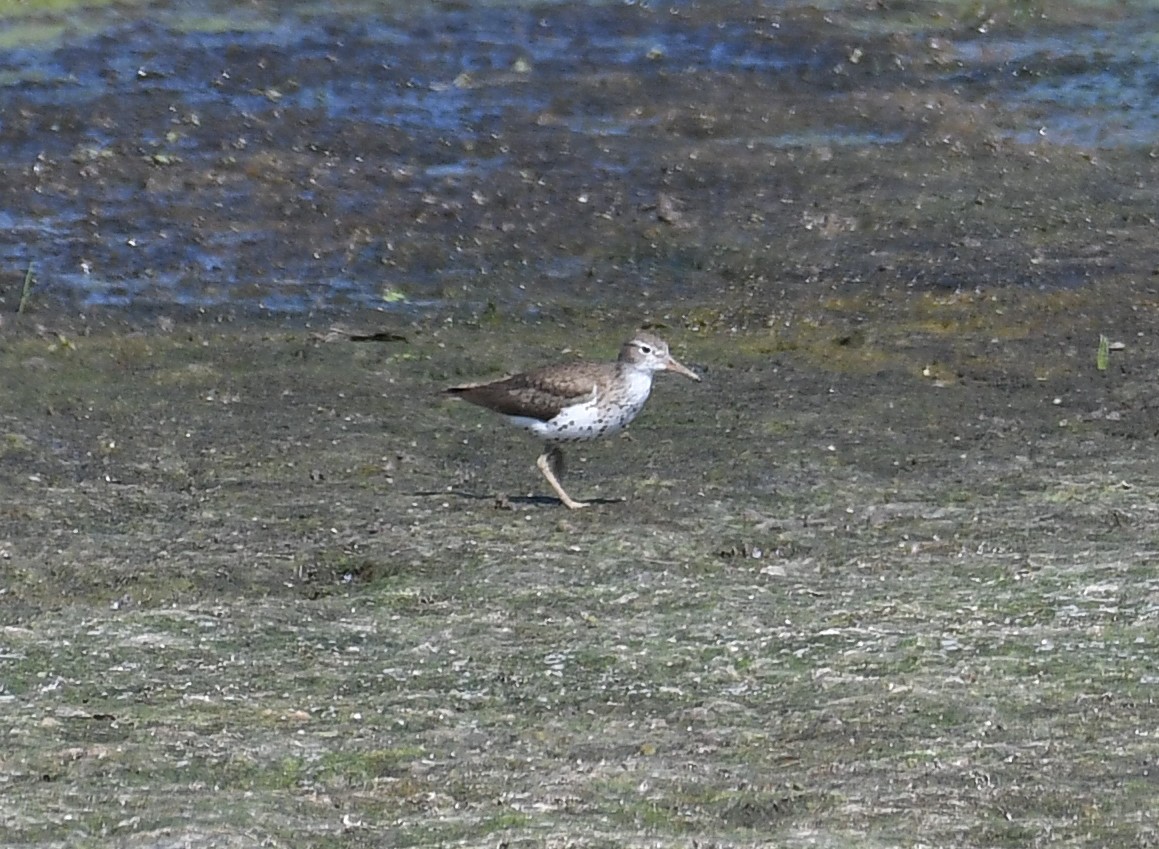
[447,331,701,509]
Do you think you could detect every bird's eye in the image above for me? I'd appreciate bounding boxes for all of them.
[639,345,652,354]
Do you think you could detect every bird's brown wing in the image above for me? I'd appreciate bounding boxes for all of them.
[448,363,608,422]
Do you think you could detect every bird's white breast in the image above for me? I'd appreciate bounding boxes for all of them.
[506,371,653,443]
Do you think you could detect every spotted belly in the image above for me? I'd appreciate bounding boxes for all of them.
[505,395,646,443]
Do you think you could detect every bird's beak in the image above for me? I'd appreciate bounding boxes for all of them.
[664,355,701,381]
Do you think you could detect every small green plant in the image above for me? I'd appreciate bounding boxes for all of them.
[17,261,34,314]
[1096,334,1109,372]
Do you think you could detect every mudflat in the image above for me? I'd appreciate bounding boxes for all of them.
[2,1,1158,846]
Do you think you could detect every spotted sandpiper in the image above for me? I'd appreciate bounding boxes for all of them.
[447,331,700,509]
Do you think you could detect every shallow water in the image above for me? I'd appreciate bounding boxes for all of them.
[948,26,1159,147]
[1,1,1156,316]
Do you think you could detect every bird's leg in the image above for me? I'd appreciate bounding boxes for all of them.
[536,446,589,509]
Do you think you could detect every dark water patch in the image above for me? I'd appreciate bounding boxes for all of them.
[947,22,1159,147]
[1,2,1157,318]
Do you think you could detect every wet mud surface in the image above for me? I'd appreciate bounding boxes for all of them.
[2,1,1159,847]
[4,0,1159,313]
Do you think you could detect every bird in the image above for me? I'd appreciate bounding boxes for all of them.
[447,330,700,509]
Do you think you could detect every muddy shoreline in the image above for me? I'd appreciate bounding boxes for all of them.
[3,1,1159,847]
